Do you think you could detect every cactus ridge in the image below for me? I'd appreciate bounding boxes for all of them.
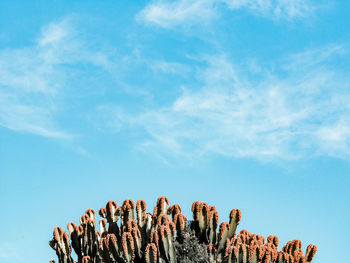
[49,197,317,263]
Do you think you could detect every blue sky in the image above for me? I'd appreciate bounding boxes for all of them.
[0,0,349,262]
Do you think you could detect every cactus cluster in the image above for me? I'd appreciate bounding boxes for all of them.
[49,197,317,263]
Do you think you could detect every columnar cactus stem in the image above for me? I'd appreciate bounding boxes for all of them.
[136,200,147,223]
[167,204,181,221]
[145,243,158,263]
[156,214,171,229]
[267,236,278,246]
[137,200,148,252]
[150,228,159,248]
[207,207,219,244]
[67,222,83,261]
[227,209,241,240]
[217,222,230,254]
[208,243,217,262]
[122,232,135,263]
[122,199,136,225]
[145,213,153,243]
[247,245,260,263]
[99,208,107,218]
[305,244,317,262]
[99,219,108,237]
[125,219,143,260]
[191,201,209,242]
[153,197,169,217]
[79,211,100,260]
[103,200,120,239]
[158,225,176,263]
[106,201,118,223]
[99,234,115,263]
[49,227,74,263]
[85,209,96,228]
[173,213,187,241]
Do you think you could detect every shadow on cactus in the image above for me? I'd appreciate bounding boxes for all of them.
[49,197,317,263]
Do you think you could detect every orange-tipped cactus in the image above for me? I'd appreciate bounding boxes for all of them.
[99,219,108,236]
[85,209,96,228]
[121,232,135,263]
[49,196,317,263]
[217,222,230,254]
[305,244,317,262]
[125,219,143,260]
[122,199,136,224]
[145,243,158,263]
[136,200,147,223]
[106,200,118,223]
[49,227,74,263]
[136,200,149,252]
[191,201,209,242]
[227,209,241,240]
[168,204,182,220]
[153,196,169,217]
[158,224,176,263]
[267,235,279,248]
[99,233,115,262]
[98,207,107,218]
[174,213,187,238]
[207,206,219,244]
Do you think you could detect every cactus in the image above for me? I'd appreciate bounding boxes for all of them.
[153,197,169,218]
[206,207,219,245]
[136,200,148,250]
[227,209,241,240]
[145,243,158,263]
[49,197,317,263]
[121,232,135,263]
[49,227,74,263]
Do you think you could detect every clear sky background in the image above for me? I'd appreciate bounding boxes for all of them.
[0,0,349,262]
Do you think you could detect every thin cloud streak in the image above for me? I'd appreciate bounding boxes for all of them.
[136,0,216,28]
[0,18,112,139]
[137,0,319,28]
[104,45,350,161]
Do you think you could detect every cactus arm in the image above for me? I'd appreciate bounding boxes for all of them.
[207,207,219,244]
[153,196,169,218]
[227,209,241,240]
[305,244,317,262]
[217,222,230,254]
[145,243,158,263]
[121,232,135,263]
[122,199,135,224]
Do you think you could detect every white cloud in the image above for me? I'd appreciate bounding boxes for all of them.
[137,0,318,28]
[0,18,111,138]
[150,60,192,76]
[105,45,350,161]
[136,0,216,28]
[223,0,315,20]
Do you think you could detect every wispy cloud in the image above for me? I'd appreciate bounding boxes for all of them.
[136,0,216,28]
[150,60,192,76]
[0,17,111,138]
[102,45,350,161]
[223,0,317,20]
[137,0,319,28]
